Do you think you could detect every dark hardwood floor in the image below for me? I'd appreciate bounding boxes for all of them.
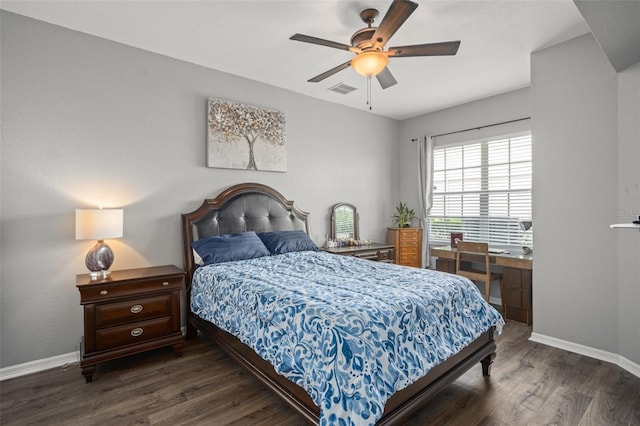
[2,321,639,425]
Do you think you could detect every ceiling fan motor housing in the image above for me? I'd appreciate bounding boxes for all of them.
[351,28,378,51]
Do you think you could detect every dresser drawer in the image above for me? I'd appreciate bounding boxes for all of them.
[399,254,420,263]
[354,249,380,260]
[378,249,394,262]
[95,317,174,351]
[79,276,182,303]
[399,232,419,243]
[399,259,421,268]
[95,294,172,328]
[397,246,419,256]
[322,244,395,264]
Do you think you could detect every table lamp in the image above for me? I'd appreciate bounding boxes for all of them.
[519,220,533,254]
[75,208,124,279]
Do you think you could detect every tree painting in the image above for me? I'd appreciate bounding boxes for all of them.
[207,98,287,172]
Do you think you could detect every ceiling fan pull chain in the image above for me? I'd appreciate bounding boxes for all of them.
[367,76,372,111]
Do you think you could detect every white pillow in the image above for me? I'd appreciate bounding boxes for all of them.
[193,248,204,266]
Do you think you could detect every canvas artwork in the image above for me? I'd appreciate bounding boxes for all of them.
[207,98,287,172]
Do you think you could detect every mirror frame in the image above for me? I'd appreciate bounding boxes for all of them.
[330,202,359,240]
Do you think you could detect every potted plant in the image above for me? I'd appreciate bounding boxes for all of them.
[392,202,416,228]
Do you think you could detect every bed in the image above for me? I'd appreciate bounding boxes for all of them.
[181,182,503,425]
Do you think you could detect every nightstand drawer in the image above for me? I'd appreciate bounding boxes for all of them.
[79,276,182,303]
[96,294,173,328]
[96,317,174,351]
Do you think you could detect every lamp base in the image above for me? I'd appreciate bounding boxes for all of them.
[89,270,111,280]
[85,240,115,278]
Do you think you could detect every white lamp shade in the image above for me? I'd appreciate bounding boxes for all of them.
[75,209,124,240]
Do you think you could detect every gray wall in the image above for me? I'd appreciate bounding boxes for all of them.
[0,11,400,367]
[616,63,640,365]
[531,33,639,365]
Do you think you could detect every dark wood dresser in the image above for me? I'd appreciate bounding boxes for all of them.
[76,265,185,382]
[387,227,423,267]
[322,242,395,263]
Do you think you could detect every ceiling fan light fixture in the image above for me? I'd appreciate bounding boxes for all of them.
[351,51,388,77]
[291,0,458,91]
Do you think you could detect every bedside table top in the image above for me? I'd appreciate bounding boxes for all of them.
[76,265,185,287]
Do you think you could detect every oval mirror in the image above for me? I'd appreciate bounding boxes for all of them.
[331,203,359,241]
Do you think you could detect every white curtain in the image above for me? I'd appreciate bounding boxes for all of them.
[418,135,434,268]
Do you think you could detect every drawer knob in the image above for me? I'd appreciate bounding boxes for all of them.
[162,281,169,286]
[130,304,143,314]
[99,290,108,295]
[130,328,144,337]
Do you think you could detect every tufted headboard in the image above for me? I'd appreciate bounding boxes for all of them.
[181,182,310,284]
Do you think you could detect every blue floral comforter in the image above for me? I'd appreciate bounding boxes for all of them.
[191,251,504,426]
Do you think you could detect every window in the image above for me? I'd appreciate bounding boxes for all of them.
[429,133,532,247]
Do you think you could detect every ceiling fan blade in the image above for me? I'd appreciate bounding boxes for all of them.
[388,41,461,57]
[308,61,352,82]
[290,33,352,51]
[371,0,418,49]
[376,67,398,89]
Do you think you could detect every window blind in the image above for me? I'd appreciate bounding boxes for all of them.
[429,133,532,247]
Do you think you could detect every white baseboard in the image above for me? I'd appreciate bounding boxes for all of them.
[0,351,78,381]
[619,356,640,378]
[6,329,637,382]
[529,332,640,379]
[2,330,188,381]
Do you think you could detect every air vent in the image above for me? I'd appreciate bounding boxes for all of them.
[328,83,357,95]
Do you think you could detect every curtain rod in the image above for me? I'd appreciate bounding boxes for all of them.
[411,117,531,141]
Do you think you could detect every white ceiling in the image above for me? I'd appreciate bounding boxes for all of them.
[2,0,591,120]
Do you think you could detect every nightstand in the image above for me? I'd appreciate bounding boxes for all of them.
[76,265,185,382]
[322,242,395,263]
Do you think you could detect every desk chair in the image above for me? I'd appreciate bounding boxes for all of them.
[455,242,504,308]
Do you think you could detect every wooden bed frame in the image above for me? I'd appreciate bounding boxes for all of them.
[181,182,497,425]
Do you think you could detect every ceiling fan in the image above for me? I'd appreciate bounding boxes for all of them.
[290,0,460,90]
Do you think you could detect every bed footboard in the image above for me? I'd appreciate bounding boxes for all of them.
[191,312,495,425]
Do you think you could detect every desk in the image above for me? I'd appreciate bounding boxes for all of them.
[431,246,533,325]
[430,246,532,270]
